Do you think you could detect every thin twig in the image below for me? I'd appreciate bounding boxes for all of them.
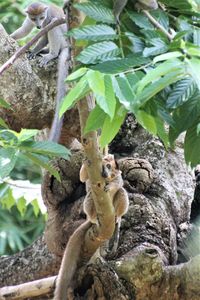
[142,10,174,41]
[0,17,66,76]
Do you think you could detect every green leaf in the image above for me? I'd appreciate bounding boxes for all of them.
[160,0,198,12]
[186,57,200,88]
[86,70,105,96]
[100,103,126,147]
[167,78,196,108]
[153,51,183,63]
[17,129,39,142]
[0,130,18,143]
[0,188,15,210]
[76,41,120,64]
[0,99,11,109]
[74,2,115,24]
[92,54,150,74]
[184,124,200,167]
[60,78,90,116]
[19,141,70,160]
[104,75,116,120]
[112,75,136,110]
[0,118,8,128]
[84,105,106,133]
[16,197,26,216]
[69,25,117,41]
[143,39,168,57]
[87,70,116,118]
[135,70,184,109]
[151,10,169,30]
[136,100,169,148]
[136,110,157,135]
[169,89,200,144]
[23,153,60,181]
[0,148,18,179]
[137,59,184,94]
[128,11,154,30]
[31,199,40,217]
[66,67,88,82]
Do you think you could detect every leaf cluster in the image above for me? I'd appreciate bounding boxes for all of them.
[59,0,200,167]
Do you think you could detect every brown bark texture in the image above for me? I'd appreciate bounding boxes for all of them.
[0,20,200,300]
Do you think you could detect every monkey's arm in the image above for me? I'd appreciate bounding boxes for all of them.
[11,17,34,40]
[28,35,48,59]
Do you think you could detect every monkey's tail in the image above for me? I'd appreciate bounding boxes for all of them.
[49,47,69,143]
[54,221,92,300]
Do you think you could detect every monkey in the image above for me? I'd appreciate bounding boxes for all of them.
[80,154,129,254]
[54,155,129,299]
[11,2,67,66]
[11,2,69,142]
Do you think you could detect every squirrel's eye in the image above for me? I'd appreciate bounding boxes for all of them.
[106,164,111,169]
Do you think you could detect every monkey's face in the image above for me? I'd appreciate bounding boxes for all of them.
[28,9,48,29]
[101,154,119,181]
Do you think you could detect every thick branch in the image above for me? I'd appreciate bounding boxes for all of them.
[0,276,56,300]
[77,96,115,257]
[0,236,60,287]
[115,247,200,300]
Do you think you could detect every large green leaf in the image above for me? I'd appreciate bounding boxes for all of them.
[186,57,200,89]
[17,129,39,142]
[135,70,184,109]
[74,2,115,24]
[128,11,154,30]
[0,118,8,128]
[136,100,169,148]
[0,99,11,109]
[104,75,117,119]
[66,68,88,82]
[160,0,198,12]
[84,105,107,133]
[0,148,17,179]
[76,41,120,64]
[151,10,169,30]
[19,141,70,160]
[60,78,90,116]
[68,25,117,41]
[143,38,168,57]
[167,78,196,108]
[136,59,184,94]
[184,124,200,167]
[100,103,127,147]
[112,75,136,110]
[169,89,200,144]
[86,70,115,118]
[92,54,150,74]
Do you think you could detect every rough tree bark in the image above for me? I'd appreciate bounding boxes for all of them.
[0,19,200,300]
